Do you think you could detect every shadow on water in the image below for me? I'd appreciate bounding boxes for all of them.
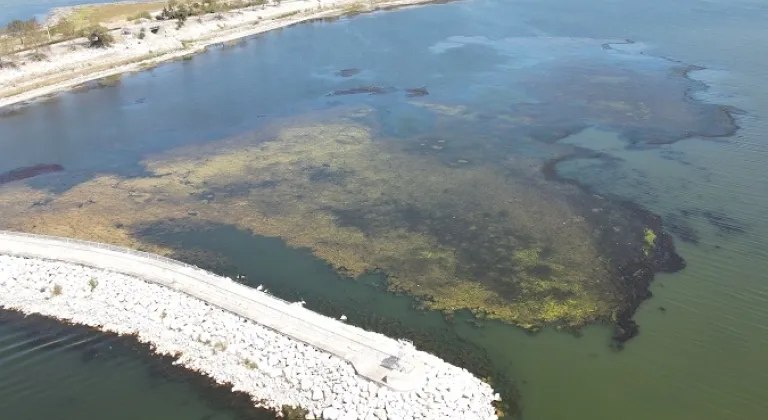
[133,220,520,417]
[0,309,280,420]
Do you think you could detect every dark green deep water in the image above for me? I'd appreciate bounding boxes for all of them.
[2,0,768,419]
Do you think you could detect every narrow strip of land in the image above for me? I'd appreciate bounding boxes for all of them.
[0,0,441,109]
[0,230,426,391]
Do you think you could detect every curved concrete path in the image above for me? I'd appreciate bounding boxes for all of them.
[0,230,425,391]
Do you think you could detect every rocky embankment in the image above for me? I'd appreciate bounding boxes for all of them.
[0,255,498,420]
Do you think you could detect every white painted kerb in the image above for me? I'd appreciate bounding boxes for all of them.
[0,230,426,391]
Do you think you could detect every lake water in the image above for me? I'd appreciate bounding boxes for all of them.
[1,0,768,419]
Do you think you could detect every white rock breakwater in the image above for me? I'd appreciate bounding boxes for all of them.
[0,255,498,420]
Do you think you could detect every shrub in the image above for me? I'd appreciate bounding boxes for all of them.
[88,277,99,291]
[51,18,77,38]
[138,27,146,39]
[84,25,114,48]
[129,11,153,21]
[51,284,63,296]
[0,59,18,69]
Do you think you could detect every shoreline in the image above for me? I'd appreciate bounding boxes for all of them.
[0,231,499,419]
[0,308,283,419]
[0,0,448,110]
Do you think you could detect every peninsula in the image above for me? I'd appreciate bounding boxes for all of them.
[0,230,499,419]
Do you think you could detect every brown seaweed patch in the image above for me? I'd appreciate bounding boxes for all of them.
[0,164,64,186]
[335,68,361,77]
[405,87,430,97]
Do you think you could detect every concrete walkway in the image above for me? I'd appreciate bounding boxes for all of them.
[0,230,425,391]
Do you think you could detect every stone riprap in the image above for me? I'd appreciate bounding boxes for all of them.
[0,255,498,420]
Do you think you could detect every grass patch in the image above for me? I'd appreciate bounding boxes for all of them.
[342,2,368,14]
[51,284,63,297]
[88,277,99,291]
[128,11,154,21]
[213,341,228,352]
[242,358,258,369]
[68,2,167,27]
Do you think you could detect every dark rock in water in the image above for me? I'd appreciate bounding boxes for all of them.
[0,164,64,185]
[335,68,361,77]
[405,87,429,97]
[328,86,395,96]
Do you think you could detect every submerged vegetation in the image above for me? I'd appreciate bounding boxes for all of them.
[0,118,679,341]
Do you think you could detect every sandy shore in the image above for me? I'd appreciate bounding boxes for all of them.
[0,0,443,109]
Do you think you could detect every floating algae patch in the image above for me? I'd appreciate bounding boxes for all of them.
[0,119,678,344]
[0,164,63,186]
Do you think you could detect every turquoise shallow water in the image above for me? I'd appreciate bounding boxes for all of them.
[2,0,768,419]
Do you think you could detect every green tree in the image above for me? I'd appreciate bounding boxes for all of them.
[176,5,190,28]
[20,18,43,50]
[0,34,14,68]
[6,20,26,46]
[25,20,48,51]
